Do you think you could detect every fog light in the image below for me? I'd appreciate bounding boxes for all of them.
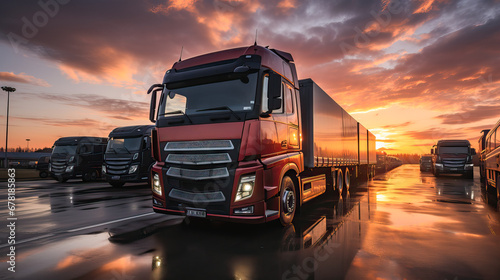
[129,164,138,174]
[234,206,254,214]
[65,165,74,173]
[235,174,255,202]
[152,173,162,195]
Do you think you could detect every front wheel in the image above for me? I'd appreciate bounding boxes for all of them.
[279,176,297,226]
[464,170,473,179]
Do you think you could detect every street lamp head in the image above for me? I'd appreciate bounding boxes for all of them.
[1,86,16,93]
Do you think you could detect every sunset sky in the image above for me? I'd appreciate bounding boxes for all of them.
[0,0,499,154]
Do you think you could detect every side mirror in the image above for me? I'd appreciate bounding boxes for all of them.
[267,72,282,112]
[471,148,476,155]
[148,84,162,123]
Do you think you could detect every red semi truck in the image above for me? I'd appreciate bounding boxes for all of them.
[147,45,376,225]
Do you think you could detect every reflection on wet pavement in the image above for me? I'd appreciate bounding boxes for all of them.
[1,165,500,280]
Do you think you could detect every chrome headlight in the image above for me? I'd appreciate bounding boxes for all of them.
[152,173,162,195]
[129,164,139,174]
[65,165,74,173]
[48,163,51,172]
[102,165,106,174]
[435,163,443,167]
[235,174,255,202]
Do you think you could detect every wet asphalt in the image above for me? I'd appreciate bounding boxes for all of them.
[1,165,500,280]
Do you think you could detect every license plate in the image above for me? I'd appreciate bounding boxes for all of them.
[186,209,206,218]
[112,176,120,180]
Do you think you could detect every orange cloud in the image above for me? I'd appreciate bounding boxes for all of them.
[0,72,50,87]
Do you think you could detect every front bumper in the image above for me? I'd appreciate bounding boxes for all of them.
[434,163,473,174]
[105,173,147,183]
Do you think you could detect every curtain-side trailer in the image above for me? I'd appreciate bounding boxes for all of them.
[147,45,376,225]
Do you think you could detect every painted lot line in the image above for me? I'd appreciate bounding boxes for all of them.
[0,212,156,249]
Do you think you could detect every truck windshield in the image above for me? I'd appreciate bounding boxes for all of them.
[52,145,77,155]
[158,73,258,116]
[107,137,142,153]
[439,146,469,154]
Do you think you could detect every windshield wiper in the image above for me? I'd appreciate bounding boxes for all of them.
[196,106,241,120]
[159,110,193,124]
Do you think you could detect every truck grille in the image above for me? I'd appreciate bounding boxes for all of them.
[442,158,466,168]
[163,140,240,208]
[51,159,67,174]
[105,157,131,175]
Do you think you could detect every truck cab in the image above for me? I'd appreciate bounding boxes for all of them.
[49,137,108,182]
[103,125,155,187]
[147,45,375,225]
[431,140,476,178]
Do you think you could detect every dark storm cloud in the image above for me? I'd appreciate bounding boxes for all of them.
[436,105,500,125]
[16,91,149,119]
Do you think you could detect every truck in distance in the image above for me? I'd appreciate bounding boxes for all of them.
[49,137,108,182]
[146,45,376,226]
[431,139,476,178]
[103,125,155,187]
[419,155,432,172]
[479,119,500,199]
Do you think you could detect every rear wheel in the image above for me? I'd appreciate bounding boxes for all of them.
[279,176,297,226]
[343,168,351,195]
[336,169,344,196]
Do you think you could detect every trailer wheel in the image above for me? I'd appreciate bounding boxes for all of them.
[344,168,351,195]
[279,176,296,226]
[336,169,343,196]
[496,173,500,200]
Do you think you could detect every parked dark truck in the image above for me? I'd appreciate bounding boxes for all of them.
[479,119,500,199]
[49,137,108,182]
[103,125,155,187]
[431,140,476,178]
[419,155,432,172]
[147,45,376,225]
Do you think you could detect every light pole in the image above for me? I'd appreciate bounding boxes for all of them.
[2,86,16,168]
[26,139,30,151]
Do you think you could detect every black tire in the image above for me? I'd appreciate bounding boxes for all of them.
[336,169,344,196]
[110,182,125,188]
[82,172,90,182]
[39,171,48,178]
[343,168,351,195]
[434,169,440,177]
[464,170,473,179]
[279,176,297,226]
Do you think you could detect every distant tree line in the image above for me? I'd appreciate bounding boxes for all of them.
[387,153,421,164]
[0,147,52,153]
